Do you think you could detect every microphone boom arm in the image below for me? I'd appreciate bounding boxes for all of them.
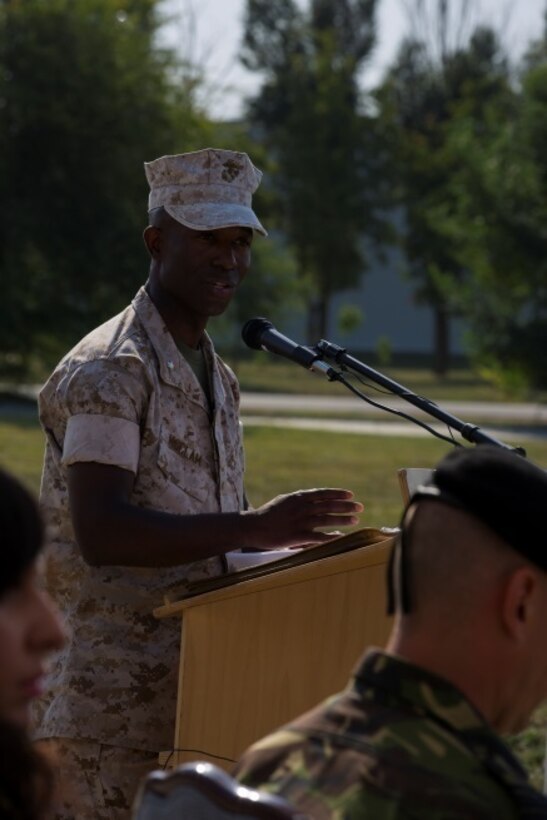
[314,340,524,455]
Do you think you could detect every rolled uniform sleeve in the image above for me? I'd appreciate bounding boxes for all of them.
[59,359,147,474]
[63,415,141,473]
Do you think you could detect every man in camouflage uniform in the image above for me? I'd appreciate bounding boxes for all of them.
[234,446,547,819]
[35,148,363,819]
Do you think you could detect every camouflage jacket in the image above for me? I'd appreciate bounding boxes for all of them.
[35,286,245,752]
[234,650,547,819]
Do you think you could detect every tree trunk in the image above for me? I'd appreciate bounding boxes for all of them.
[433,305,450,376]
[306,295,329,344]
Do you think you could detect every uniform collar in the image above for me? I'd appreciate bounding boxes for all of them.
[131,286,226,408]
[354,650,492,733]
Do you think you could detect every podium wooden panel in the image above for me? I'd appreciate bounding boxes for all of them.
[154,535,395,771]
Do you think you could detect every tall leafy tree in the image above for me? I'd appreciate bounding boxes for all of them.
[432,34,547,391]
[521,6,547,71]
[0,0,211,378]
[240,0,387,342]
[377,2,513,374]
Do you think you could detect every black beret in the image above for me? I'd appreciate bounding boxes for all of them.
[387,445,547,614]
[412,445,547,571]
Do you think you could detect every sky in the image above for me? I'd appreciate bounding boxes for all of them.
[161,0,547,120]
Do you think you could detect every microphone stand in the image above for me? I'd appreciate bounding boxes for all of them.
[313,339,525,456]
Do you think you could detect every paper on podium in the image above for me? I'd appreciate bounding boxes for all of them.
[183,527,400,599]
[225,547,302,573]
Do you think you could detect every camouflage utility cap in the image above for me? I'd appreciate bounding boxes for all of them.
[145,148,267,236]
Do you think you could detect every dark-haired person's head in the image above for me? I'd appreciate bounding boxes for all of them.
[0,468,43,595]
[0,468,65,728]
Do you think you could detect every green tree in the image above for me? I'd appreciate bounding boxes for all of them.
[0,0,211,378]
[377,3,513,375]
[521,6,547,71]
[240,0,389,343]
[433,56,547,391]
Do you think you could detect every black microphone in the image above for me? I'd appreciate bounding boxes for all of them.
[242,318,335,377]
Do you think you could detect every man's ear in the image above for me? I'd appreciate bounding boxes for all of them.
[501,566,539,641]
[143,225,161,259]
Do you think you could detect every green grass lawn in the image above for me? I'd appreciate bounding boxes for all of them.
[1,407,546,788]
[0,408,45,494]
[6,408,547,525]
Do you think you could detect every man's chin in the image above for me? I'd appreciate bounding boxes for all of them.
[206,300,234,317]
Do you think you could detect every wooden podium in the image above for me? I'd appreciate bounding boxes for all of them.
[153,529,396,771]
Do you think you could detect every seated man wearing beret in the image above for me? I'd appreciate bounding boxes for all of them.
[234,445,547,819]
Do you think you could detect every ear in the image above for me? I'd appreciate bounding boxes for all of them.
[143,225,161,259]
[501,566,540,641]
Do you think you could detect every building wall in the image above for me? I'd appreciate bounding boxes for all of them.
[306,243,467,358]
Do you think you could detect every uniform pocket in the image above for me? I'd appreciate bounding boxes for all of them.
[156,432,209,505]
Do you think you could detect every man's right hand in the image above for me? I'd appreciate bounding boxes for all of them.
[242,488,364,550]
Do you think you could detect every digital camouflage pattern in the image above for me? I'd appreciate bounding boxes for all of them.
[235,650,547,819]
[35,286,244,752]
[39,738,158,819]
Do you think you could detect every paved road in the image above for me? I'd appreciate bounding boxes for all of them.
[240,414,546,443]
[240,392,547,423]
[240,392,547,443]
